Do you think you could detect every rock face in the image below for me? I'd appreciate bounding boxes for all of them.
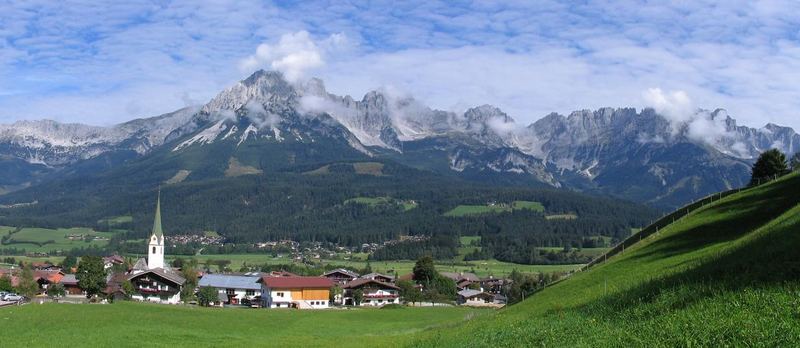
[1,69,797,208]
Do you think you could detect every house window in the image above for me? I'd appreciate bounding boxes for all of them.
[277,292,284,297]
[246,289,254,296]
[152,246,156,254]
[226,289,235,296]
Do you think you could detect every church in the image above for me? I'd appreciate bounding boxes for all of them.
[127,192,186,304]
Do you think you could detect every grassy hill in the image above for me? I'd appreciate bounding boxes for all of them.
[412,172,800,347]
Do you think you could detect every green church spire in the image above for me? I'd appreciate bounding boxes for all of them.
[152,189,163,238]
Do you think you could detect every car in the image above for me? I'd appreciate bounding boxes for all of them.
[0,291,8,298]
[2,293,23,302]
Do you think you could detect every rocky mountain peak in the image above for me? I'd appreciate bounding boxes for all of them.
[203,70,296,114]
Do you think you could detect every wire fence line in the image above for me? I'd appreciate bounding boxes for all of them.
[579,173,789,273]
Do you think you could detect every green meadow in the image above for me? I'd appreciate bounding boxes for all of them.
[0,302,485,347]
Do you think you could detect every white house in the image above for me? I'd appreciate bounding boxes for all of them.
[198,273,262,306]
[457,289,495,306]
[259,276,333,309]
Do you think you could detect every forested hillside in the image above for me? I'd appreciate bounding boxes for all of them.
[0,155,656,259]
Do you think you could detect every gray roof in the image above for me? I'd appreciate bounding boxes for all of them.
[198,274,261,290]
[61,274,78,285]
[132,258,148,271]
[442,272,480,282]
[458,289,490,298]
[360,272,394,280]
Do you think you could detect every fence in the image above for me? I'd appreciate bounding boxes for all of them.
[579,173,789,272]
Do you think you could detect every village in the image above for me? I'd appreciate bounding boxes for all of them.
[0,195,509,310]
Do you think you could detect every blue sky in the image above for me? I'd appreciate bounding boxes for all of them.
[1,1,799,130]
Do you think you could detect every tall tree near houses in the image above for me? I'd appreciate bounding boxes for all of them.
[16,265,38,298]
[750,149,789,186]
[76,256,107,298]
[412,256,437,285]
[0,274,13,292]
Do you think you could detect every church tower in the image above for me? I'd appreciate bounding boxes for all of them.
[147,191,165,269]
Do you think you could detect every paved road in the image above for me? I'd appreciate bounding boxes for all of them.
[0,300,23,307]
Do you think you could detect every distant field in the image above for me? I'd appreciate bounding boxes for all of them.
[545,213,578,220]
[0,255,65,267]
[97,215,133,226]
[537,247,609,258]
[444,200,544,217]
[172,253,580,277]
[304,162,385,176]
[0,226,118,253]
[0,302,485,347]
[344,196,418,211]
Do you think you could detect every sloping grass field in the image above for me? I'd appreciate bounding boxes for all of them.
[411,172,800,347]
[0,302,484,347]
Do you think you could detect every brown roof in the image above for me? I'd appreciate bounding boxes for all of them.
[128,268,186,286]
[343,278,400,290]
[268,271,299,277]
[34,270,64,283]
[261,276,333,289]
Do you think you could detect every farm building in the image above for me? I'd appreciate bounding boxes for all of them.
[259,276,333,309]
[342,278,401,306]
[457,289,495,306]
[322,268,359,285]
[60,274,82,295]
[359,272,395,283]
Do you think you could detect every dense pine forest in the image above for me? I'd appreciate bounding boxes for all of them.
[0,156,658,264]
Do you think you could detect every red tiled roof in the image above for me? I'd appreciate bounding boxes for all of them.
[261,276,333,289]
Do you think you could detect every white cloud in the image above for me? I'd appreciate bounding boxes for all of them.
[642,88,694,126]
[239,31,348,84]
[244,100,280,128]
[642,88,737,147]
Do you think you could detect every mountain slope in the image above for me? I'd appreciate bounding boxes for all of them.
[412,172,800,347]
[1,70,798,208]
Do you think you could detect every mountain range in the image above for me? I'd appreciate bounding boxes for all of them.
[1,70,798,209]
